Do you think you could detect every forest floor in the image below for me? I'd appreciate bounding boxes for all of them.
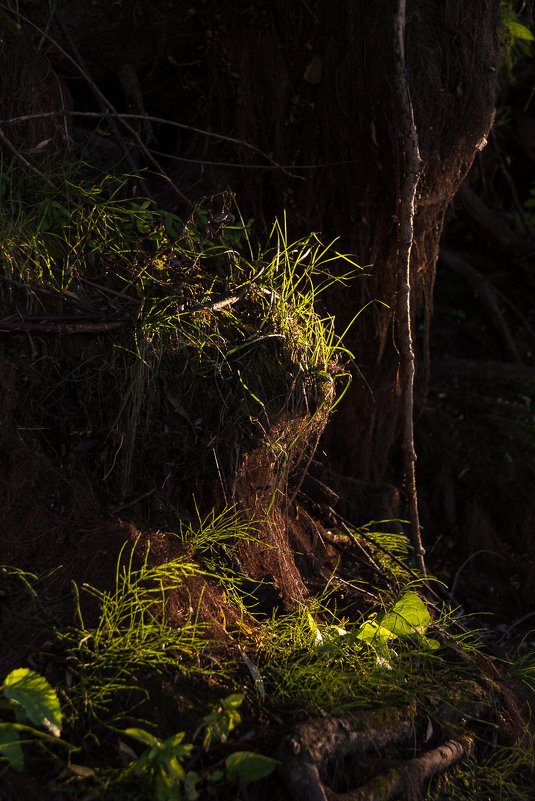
[2,9,535,792]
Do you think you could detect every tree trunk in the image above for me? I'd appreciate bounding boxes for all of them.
[4,0,501,526]
[193,0,500,515]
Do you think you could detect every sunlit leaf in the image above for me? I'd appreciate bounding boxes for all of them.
[356,620,395,643]
[124,727,161,748]
[222,693,244,709]
[3,669,62,737]
[509,20,534,41]
[379,592,430,637]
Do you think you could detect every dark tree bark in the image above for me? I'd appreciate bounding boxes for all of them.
[191,1,500,517]
[1,0,501,528]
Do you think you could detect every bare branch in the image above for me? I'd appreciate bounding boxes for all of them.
[0,110,298,177]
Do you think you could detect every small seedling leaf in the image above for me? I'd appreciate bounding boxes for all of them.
[124,727,161,748]
[222,693,244,709]
[161,732,192,760]
[225,751,279,783]
[0,723,24,772]
[356,620,395,644]
[3,669,62,736]
[165,731,187,749]
[509,21,535,41]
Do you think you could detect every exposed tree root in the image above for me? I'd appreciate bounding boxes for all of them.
[278,709,415,801]
[338,737,471,801]
[278,706,479,801]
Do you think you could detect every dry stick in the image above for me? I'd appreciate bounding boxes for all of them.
[337,520,388,581]
[53,11,150,197]
[0,110,297,179]
[0,126,50,183]
[394,1,426,577]
[325,536,393,587]
[186,263,266,312]
[0,275,97,313]
[325,505,422,585]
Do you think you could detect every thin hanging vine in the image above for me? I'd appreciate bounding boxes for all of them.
[394,0,427,577]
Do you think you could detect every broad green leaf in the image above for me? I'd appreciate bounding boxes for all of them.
[3,669,62,737]
[0,723,24,772]
[225,751,278,783]
[124,727,161,748]
[509,21,534,41]
[380,592,430,637]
